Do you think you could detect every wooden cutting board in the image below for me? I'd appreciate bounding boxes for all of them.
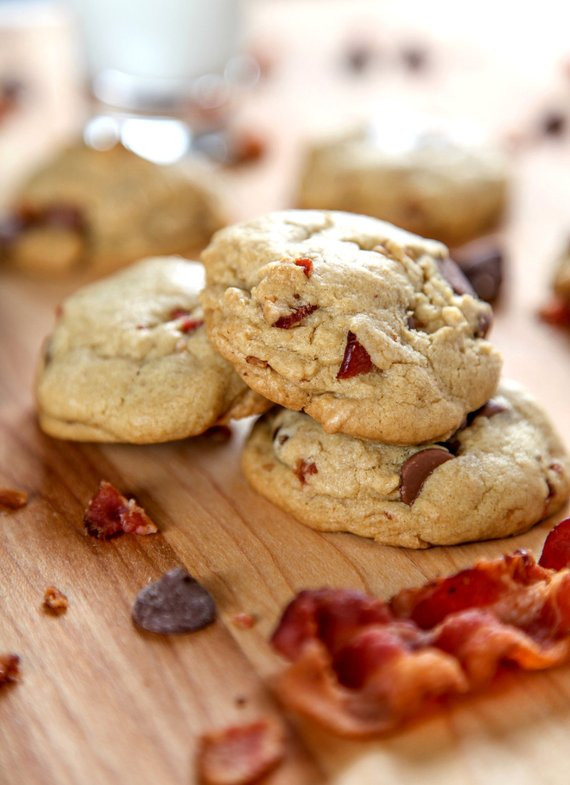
[2,2,570,783]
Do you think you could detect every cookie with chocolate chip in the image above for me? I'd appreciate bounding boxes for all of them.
[201,210,502,444]
[36,257,268,443]
[1,142,225,275]
[297,125,508,247]
[242,380,570,548]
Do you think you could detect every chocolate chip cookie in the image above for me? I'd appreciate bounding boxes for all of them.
[36,257,268,443]
[1,142,225,275]
[297,126,508,247]
[201,210,502,444]
[242,380,570,548]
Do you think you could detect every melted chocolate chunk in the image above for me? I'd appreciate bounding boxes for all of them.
[132,567,216,635]
[437,257,476,297]
[475,312,492,338]
[400,449,453,505]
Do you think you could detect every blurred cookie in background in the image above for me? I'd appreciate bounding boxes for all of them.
[297,120,509,248]
[540,240,570,327]
[0,142,226,276]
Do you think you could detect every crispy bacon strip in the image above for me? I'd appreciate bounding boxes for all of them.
[539,517,570,570]
[271,547,570,737]
[196,719,284,785]
[83,481,158,539]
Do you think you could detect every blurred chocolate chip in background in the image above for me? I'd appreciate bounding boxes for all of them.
[342,40,378,74]
[399,43,430,73]
[539,110,567,137]
[0,78,25,121]
[452,238,504,303]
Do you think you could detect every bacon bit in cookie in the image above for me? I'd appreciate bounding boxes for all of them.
[0,487,28,510]
[84,481,158,540]
[245,355,269,368]
[294,257,313,278]
[170,307,190,320]
[42,586,68,615]
[196,719,285,785]
[273,304,318,329]
[179,318,204,334]
[271,548,570,737]
[539,299,570,327]
[539,518,570,570]
[336,331,374,379]
[232,612,256,630]
[0,654,21,686]
[294,459,318,485]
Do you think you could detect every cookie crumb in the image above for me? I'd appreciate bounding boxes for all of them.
[0,487,28,510]
[43,586,68,615]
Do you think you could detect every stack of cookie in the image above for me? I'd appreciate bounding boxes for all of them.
[200,210,570,548]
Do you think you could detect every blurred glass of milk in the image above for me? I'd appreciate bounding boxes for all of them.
[68,0,245,162]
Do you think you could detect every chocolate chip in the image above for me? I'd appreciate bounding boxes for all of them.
[407,314,423,330]
[41,204,86,232]
[132,568,216,635]
[400,44,429,72]
[471,399,507,421]
[400,448,453,505]
[437,257,476,297]
[540,110,566,137]
[343,43,375,73]
[453,244,503,303]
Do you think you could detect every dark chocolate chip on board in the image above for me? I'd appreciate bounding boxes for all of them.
[132,567,216,635]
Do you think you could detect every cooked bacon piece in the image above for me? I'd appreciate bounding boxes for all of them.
[539,518,570,570]
[232,612,256,630]
[0,487,28,510]
[271,549,570,737]
[0,653,21,685]
[196,719,284,785]
[336,331,374,379]
[294,257,313,278]
[83,480,158,539]
[273,304,318,329]
[539,299,570,327]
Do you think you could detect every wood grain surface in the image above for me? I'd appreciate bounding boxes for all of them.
[2,2,570,784]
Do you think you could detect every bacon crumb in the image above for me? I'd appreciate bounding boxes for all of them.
[273,304,318,329]
[0,654,21,686]
[271,547,570,737]
[232,612,256,630]
[180,318,204,334]
[43,586,68,615]
[294,459,318,485]
[0,487,28,510]
[83,481,158,539]
[196,719,284,785]
[539,299,570,327]
[336,331,374,379]
[245,355,268,368]
[294,257,313,278]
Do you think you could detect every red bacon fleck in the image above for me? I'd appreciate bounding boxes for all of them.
[539,299,570,327]
[271,549,570,737]
[83,481,158,539]
[294,257,314,278]
[336,331,374,379]
[0,486,28,510]
[179,318,204,334]
[0,653,21,686]
[273,304,318,329]
[294,459,318,485]
[232,612,256,630]
[539,518,570,570]
[169,307,190,320]
[196,719,284,785]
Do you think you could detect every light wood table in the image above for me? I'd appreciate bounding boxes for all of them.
[2,2,570,783]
